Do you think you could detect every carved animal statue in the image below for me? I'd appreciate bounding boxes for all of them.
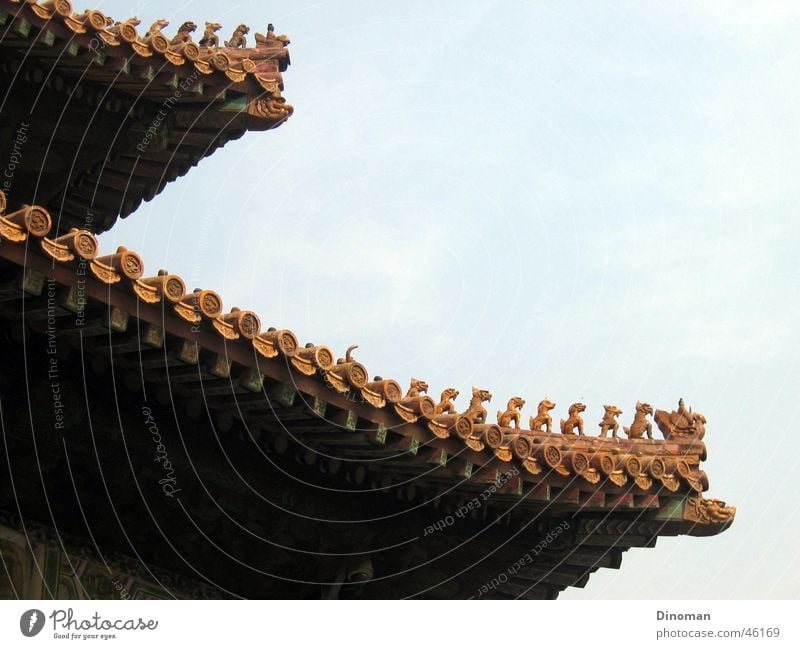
[598,405,623,438]
[497,397,525,429]
[434,388,459,416]
[199,21,223,47]
[463,387,492,424]
[623,401,654,439]
[145,19,169,37]
[654,398,707,440]
[406,378,429,399]
[225,24,250,48]
[529,398,556,433]
[170,21,197,45]
[560,402,586,435]
[108,17,140,35]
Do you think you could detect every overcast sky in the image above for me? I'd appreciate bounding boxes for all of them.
[97,0,800,599]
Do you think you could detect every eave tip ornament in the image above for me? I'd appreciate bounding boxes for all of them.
[683,496,736,535]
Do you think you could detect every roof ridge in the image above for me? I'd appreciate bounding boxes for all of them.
[0,192,736,529]
[3,0,291,94]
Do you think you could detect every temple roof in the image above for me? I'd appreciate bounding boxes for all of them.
[0,194,736,597]
[0,0,292,233]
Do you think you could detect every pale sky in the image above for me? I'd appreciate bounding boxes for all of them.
[98,0,800,599]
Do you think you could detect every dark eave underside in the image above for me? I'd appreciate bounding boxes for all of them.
[0,198,734,598]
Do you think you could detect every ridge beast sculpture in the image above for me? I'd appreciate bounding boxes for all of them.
[624,401,654,439]
[107,16,140,37]
[497,397,525,429]
[560,402,586,435]
[145,19,169,38]
[199,21,223,47]
[171,21,197,46]
[598,404,623,438]
[225,24,250,48]
[406,378,429,398]
[529,398,556,433]
[463,387,492,424]
[434,388,459,416]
